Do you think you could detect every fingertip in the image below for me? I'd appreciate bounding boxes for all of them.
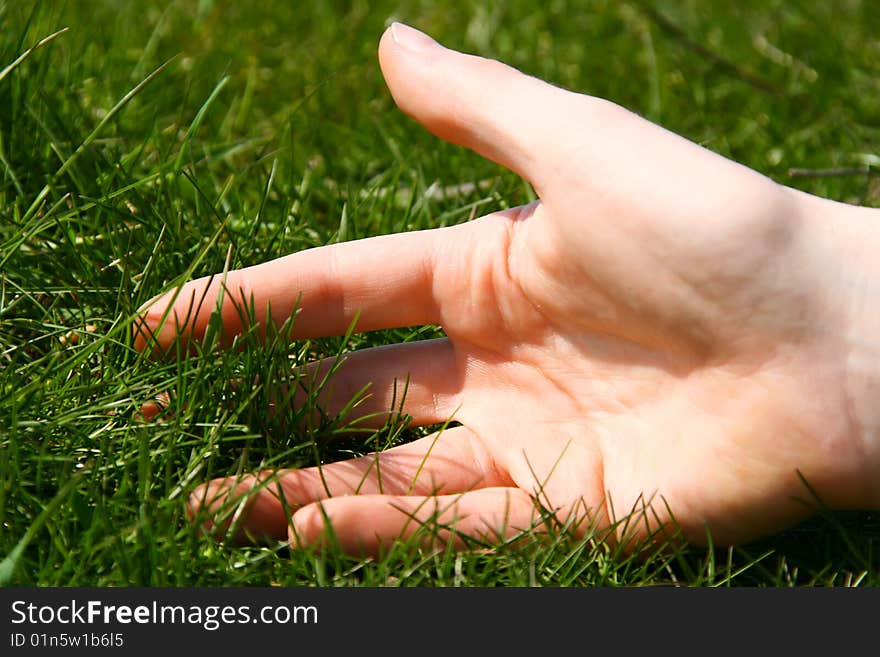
[132,290,176,354]
[187,480,238,523]
[131,312,156,354]
[186,481,225,538]
[187,477,290,543]
[288,503,326,550]
[375,21,555,188]
[137,401,161,422]
[136,289,167,316]
[136,391,171,423]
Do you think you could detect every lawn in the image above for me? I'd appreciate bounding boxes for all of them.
[1,0,879,587]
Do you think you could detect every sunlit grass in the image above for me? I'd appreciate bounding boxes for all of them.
[1,0,878,586]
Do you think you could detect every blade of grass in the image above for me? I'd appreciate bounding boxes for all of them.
[18,56,175,228]
[0,467,86,586]
[0,26,69,85]
[173,75,230,172]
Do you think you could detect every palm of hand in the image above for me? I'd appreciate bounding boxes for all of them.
[423,144,852,548]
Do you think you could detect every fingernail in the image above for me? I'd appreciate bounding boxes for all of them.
[136,290,165,314]
[390,22,439,54]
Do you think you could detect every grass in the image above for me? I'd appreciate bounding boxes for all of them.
[1,0,879,587]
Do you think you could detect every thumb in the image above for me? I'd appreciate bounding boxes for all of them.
[378,22,583,193]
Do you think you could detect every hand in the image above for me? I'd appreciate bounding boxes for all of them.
[135,23,880,555]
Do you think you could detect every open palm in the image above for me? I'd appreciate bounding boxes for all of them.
[136,23,879,554]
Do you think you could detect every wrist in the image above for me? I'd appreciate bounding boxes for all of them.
[799,189,880,509]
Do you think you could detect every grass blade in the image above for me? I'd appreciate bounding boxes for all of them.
[0,26,69,85]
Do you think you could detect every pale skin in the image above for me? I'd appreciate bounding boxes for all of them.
[135,23,880,556]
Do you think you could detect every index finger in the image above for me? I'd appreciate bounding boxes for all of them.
[134,224,456,353]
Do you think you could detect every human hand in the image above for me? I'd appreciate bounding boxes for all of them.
[135,23,880,555]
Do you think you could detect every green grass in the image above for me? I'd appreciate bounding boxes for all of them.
[1,0,879,587]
